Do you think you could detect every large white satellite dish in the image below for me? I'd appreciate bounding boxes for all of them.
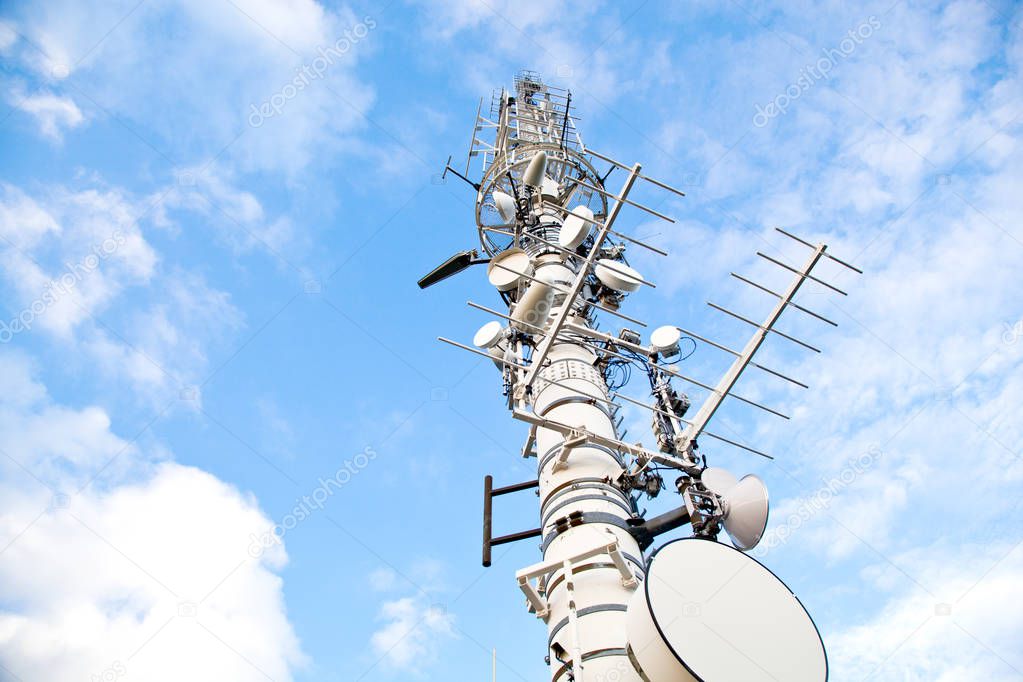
[627,538,827,682]
[486,248,533,291]
[594,259,643,293]
[558,205,593,249]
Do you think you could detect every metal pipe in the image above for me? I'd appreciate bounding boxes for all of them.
[483,475,494,567]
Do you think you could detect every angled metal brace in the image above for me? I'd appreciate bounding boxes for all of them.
[553,431,588,471]
[515,538,639,620]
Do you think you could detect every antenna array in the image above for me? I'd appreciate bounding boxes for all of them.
[422,71,856,682]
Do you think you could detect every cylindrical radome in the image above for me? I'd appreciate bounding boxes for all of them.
[529,257,645,682]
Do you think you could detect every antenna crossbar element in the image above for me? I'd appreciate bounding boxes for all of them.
[676,244,828,455]
[730,273,838,327]
[756,251,848,296]
[437,337,529,370]
[561,321,790,419]
[708,302,822,353]
[775,227,863,273]
[676,325,808,389]
[540,202,669,256]
[565,176,676,223]
[610,390,773,459]
[583,147,688,198]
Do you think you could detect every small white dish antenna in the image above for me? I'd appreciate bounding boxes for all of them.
[558,205,593,249]
[523,150,548,188]
[492,191,517,223]
[487,248,533,291]
[627,538,827,682]
[595,259,643,293]
[650,325,682,356]
[720,474,770,551]
[473,321,505,349]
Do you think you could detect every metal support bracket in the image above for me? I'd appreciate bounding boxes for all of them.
[515,538,639,621]
[553,431,588,471]
[483,475,541,567]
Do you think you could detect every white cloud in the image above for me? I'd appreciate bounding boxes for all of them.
[8,88,84,140]
[0,183,156,340]
[367,559,455,674]
[162,164,307,262]
[829,541,1023,680]
[0,351,304,681]
[370,597,454,673]
[0,182,244,402]
[5,0,378,176]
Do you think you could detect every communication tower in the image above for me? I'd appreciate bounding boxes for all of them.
[420,71,859,681]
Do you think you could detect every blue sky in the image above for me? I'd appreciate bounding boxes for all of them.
[1,0,1022,680]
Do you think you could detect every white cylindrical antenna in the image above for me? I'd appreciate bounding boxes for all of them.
[523,150,548,187]
[595,259,644,292]
[510,280,554,331]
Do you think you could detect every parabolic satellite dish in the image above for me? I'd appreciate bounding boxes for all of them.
[559,205,593,249]
[594,259,643,293]
[487,248,533,291]
[627,538,827,682]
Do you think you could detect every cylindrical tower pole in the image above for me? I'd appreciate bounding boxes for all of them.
[528,257,644,682]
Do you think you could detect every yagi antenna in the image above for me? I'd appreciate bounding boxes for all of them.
[421,71,848,682]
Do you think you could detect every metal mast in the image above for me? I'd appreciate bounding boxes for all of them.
[425,71,857,682]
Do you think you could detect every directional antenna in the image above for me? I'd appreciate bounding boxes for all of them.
[417,249,488,289]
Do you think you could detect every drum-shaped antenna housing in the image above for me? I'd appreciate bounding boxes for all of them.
[487,248,533,292]
[627,538,827,682]
[559,205,593,249]
[595,259,643,293]
[720,474,770,551]
[649,325,682,356]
